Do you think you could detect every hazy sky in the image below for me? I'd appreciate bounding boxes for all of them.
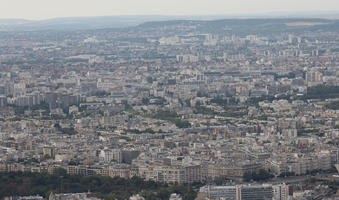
[1,0,338,20]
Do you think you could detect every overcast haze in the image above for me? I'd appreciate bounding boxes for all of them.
[1,0,339,20]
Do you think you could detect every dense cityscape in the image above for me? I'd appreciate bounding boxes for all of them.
[0,17,339,200]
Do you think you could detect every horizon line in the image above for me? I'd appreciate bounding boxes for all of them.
[1,10,339,21]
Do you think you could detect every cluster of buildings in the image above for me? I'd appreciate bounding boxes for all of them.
[0,19,338,199]
[197,183,333,200]
[198,184,288,200]
[4,193,101,200]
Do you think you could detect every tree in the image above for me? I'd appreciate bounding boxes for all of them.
[326,101,339,110]
[0,171,197,200]
[142,98,150,105]
[53,168,67,177]
[243,169,274,182]
[146,76,154,84]
[185,99,191,107]
[305,85,339,99]
[174,120,191,128]
[213,176,230,185]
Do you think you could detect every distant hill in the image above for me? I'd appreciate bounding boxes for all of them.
[0,15,338,34]
[0,15,229,31]
[136,18,339,36]
[0,16,185,31]
[0,19,31,25]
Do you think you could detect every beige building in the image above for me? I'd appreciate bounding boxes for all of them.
[109,165,131,178]
[208,162,262,181]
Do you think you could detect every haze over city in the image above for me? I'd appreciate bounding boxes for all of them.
[0,0,339,20]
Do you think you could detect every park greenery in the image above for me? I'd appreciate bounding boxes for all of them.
[297,128,321,137]
[194,105,215,116]
[246,94,291,107]
[243,169,274,182]
[304,85,339,99]
[326,101,339,110]
[244,85,339,106]
[124,128,156,134]
[148,110,191,128]
[0,170,197,200]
